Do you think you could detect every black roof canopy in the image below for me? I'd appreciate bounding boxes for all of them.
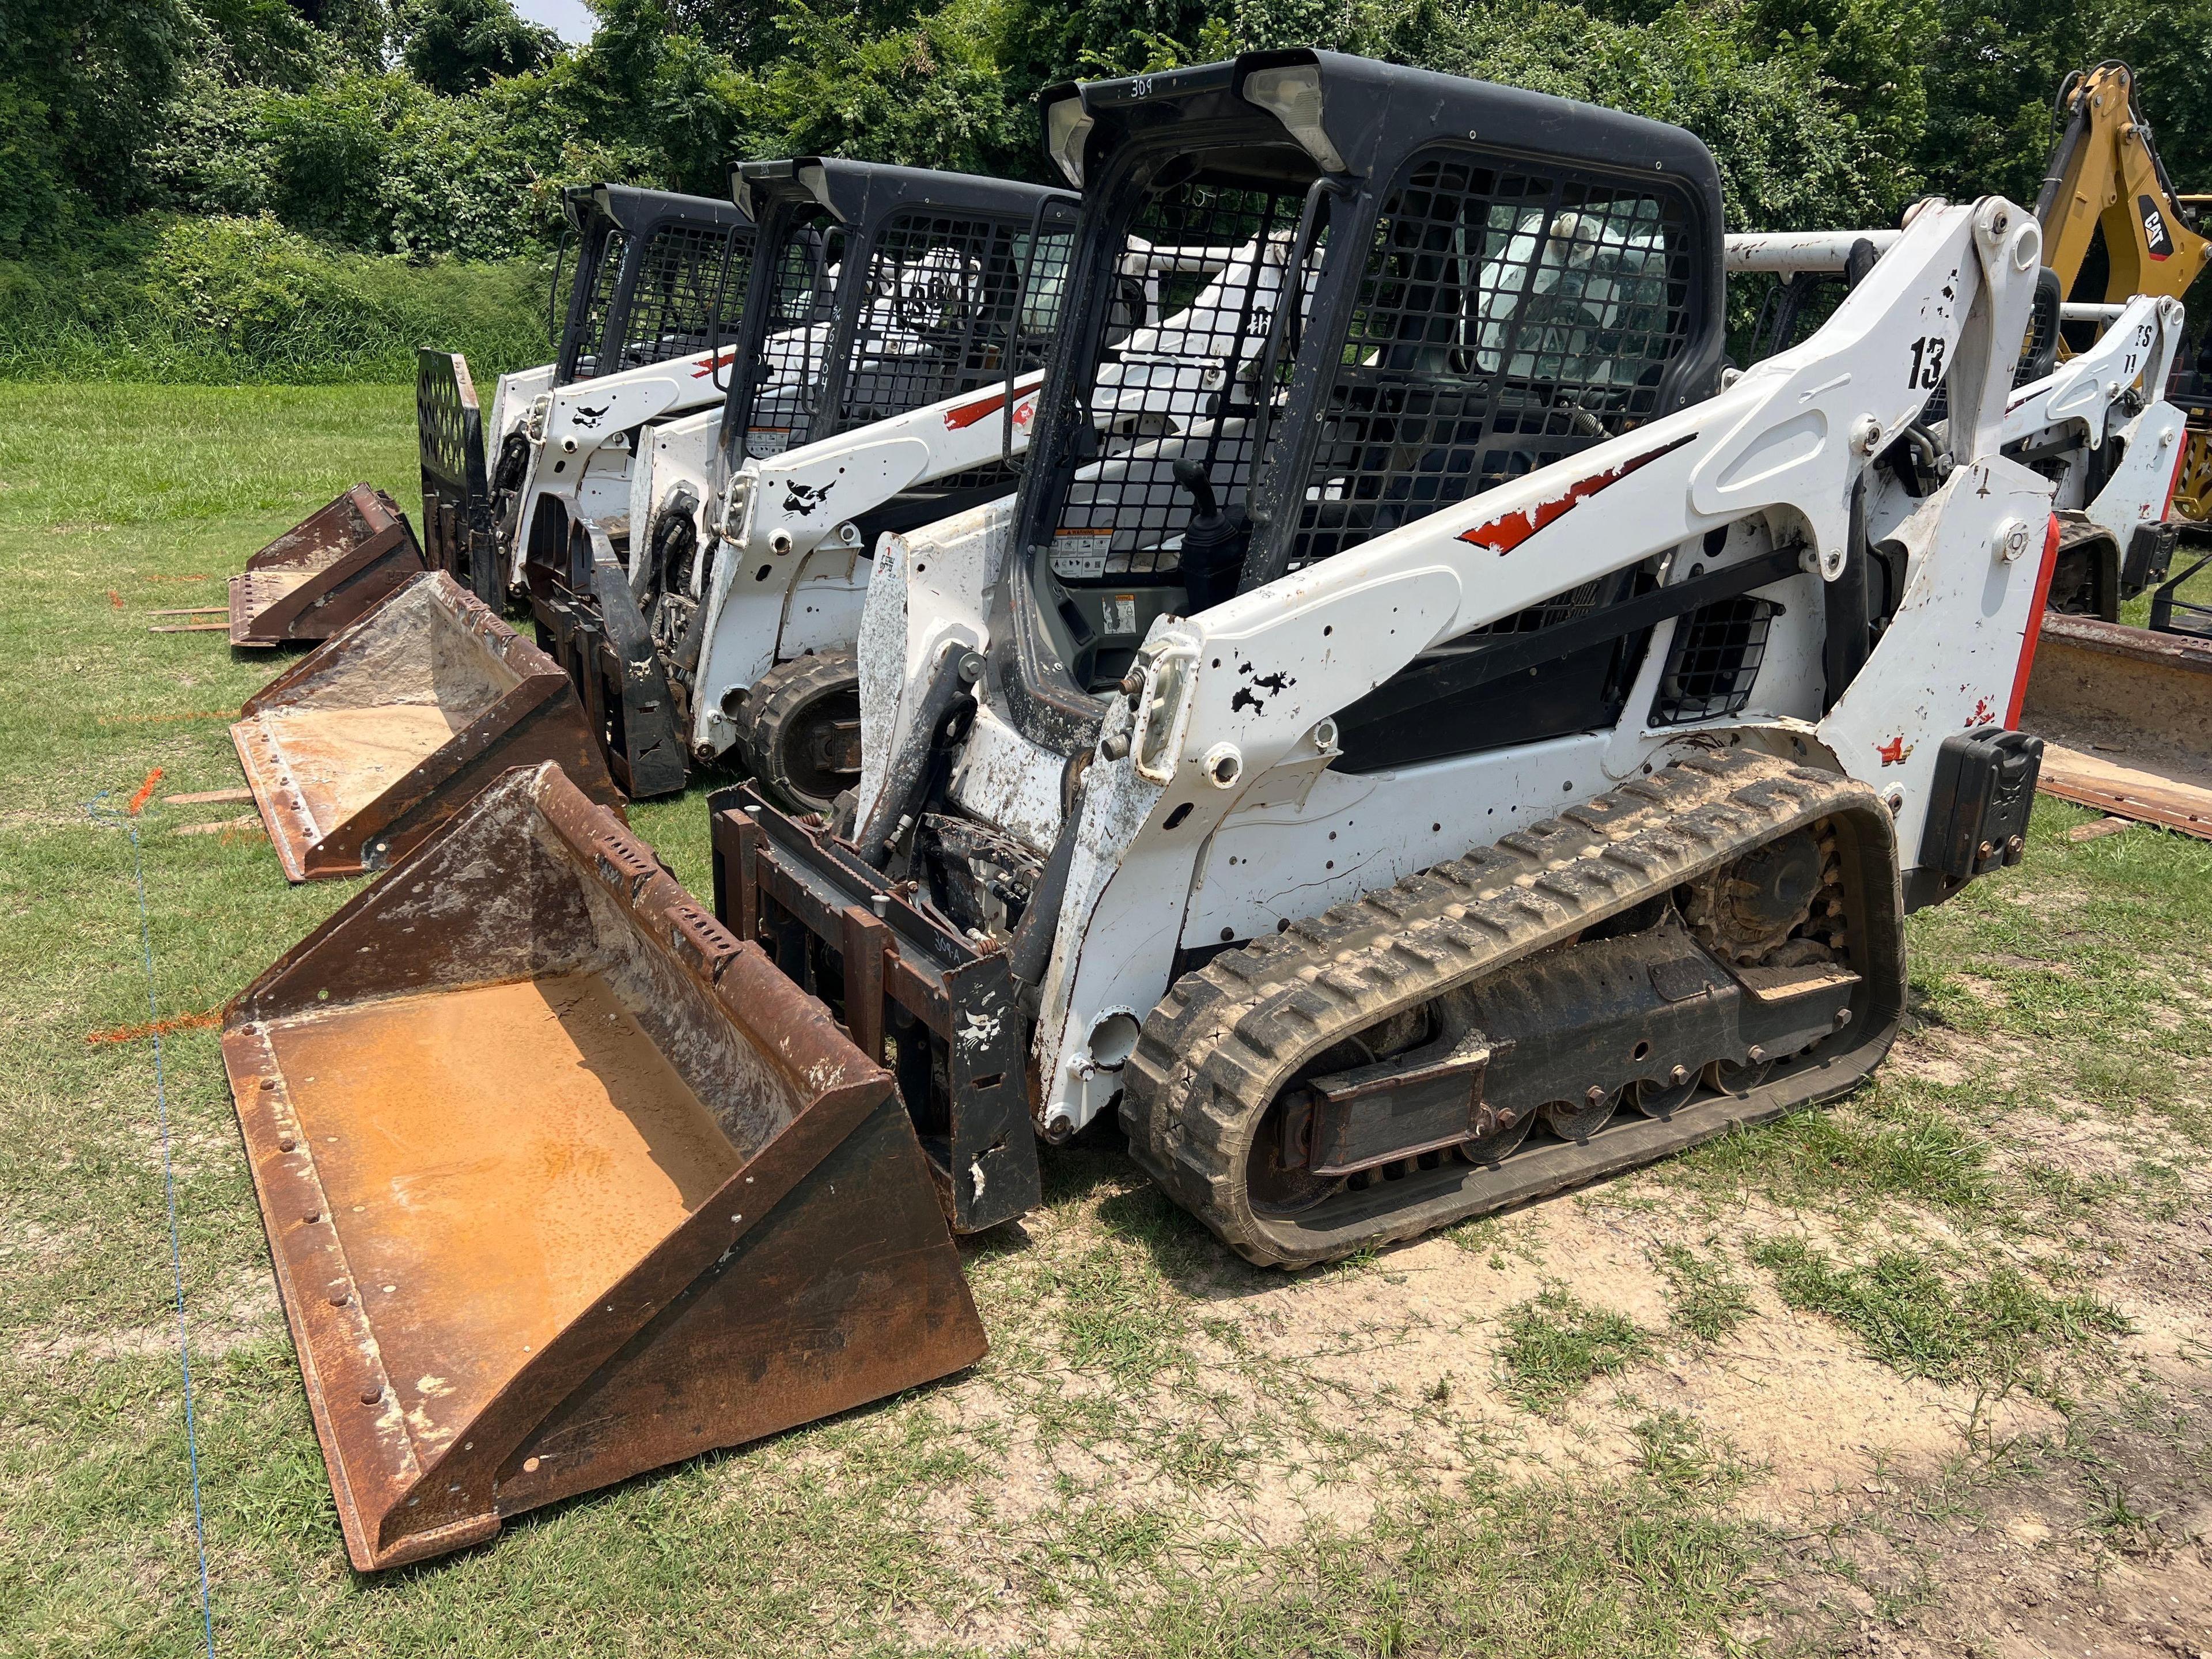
[730,158,1072,228]
[1043,48,1723,211]
[563,183,753,240]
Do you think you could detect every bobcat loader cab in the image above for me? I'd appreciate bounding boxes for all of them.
[439,184,760,606]
[571,160,1077,802]
[661,164,1341,808]
[707,51,2058,1262]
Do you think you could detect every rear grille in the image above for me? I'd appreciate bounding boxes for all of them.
[1649,595,1777,725]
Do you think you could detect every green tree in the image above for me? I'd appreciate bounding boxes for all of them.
[399,0,559,96]
[0,0,197,245]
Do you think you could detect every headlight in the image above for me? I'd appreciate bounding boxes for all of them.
[1046,96,1095,189]
[1243,65,1346,173]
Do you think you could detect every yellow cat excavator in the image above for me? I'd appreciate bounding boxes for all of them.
[2037,60,2210,516]
[2020,62,2212,836]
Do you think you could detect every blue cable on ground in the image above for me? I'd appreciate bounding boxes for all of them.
[89,787,218,1658]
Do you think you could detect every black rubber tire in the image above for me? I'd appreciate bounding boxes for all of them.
[730,650,862,814]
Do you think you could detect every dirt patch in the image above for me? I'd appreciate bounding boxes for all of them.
[1758,1382,2212,1657]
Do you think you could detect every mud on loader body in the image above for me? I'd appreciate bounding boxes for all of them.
[698,52,2063,1263]
[528,160,1074,804]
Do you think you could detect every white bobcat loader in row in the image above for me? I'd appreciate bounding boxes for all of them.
[704,51,2080,1253]
[524,160,1075,797]
[621,165,1340,808]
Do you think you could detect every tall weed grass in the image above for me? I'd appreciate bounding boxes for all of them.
[0,214,552,383]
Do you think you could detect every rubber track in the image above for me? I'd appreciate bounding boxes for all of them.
[732,649,861,812]
[1122,747,1894,1267]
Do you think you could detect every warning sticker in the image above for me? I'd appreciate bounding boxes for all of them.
[1101,593,1138,635]
[1051,528,1113,579]
[747,427,793,457]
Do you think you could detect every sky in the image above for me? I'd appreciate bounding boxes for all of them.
[513,0,599,43]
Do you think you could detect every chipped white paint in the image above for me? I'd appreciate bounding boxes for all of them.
[851,502,1010,835]
[960,1006,1002,1052]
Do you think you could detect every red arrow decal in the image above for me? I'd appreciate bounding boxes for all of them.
[1458,431,1698,555]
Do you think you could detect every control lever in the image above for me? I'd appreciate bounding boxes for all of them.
[1172,459,1251,612]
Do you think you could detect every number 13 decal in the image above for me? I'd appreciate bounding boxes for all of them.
[1907,335,1946,390]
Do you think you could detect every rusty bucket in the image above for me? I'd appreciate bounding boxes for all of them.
[222,763,986,1571]
[232,571,623,881]
[228,484,426,648]
[2020,613,2212,836]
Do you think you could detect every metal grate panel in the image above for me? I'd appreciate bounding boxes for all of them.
[1649,595,1777,725]
[1049,176,1313,581]
[1287,153,1692,573]
[837,213,1061,430]
[616,222,751,375]
[1459,577,1607,640]
[747,217,842,457]
[566,228,628,382]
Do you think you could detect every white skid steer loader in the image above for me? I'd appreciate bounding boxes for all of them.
[220,50,2152,1575]
[628,171,1335,809]
[480,185,760,598]
[702,51,2073,1260]
[418,183,758,611]
[525,160,1075,798]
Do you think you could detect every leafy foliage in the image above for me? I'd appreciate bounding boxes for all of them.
[11,0,2212,263]
[0,214,550,381]
[3,0,2208,379]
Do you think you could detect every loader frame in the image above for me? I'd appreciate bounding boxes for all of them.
[709,783,1041,1231]
[531,160,1074,797]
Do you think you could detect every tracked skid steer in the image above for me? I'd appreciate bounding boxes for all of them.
[529,160,1074,802]
[695,52,2067,1259]
[222,763,984,1569]
[229,51,2093,1573]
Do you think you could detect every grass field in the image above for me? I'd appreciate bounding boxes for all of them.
[3,385,2210,1657]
